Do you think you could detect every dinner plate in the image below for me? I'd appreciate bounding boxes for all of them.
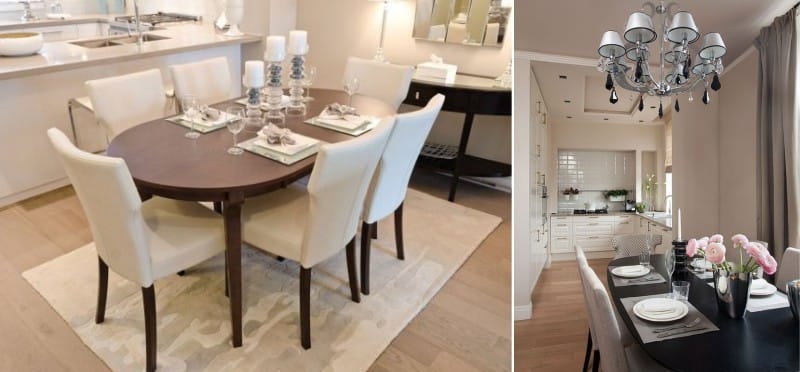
[611,265,650,278]
[633,298,689,322]
[750,278,778,296]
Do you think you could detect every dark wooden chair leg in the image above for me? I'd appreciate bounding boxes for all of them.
[213,201,223,213]
[582,330,592,372]
[394,203,405,260]
[276,256,286,262]
[371,223,378,239]
[224,254,229,298]
[345,238,360,303]
[592,350,600,372]
[360,222,372,295]
[177,270,186,276]
[142,285,157,372]
[95,257,108,324]
[300,267,312,350]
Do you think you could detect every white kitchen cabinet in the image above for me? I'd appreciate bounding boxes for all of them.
[549,216,572,253]
[615,215,635,234]
[549,214,640,259]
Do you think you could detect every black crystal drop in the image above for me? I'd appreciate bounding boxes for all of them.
[635,61,643,81]
[683,56,691,78]
[658,103,663,118]
[610,88,618,104]
[638,96,644,112]
[605,73,613,90]
[711,74,722,91]
[674,99,680,112]
[702,88,710,104]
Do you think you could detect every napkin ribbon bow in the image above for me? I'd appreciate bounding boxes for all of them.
[260,124,296,145]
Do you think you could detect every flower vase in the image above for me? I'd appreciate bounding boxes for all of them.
[713,269,752,318]
[564,194,571,201]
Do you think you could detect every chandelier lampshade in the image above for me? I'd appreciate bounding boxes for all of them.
[667,11,700,44]
[597,2,725,112]
[624,12,657,43]
[598,31,626,58]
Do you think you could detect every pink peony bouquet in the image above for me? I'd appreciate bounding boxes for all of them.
[686,233,777,274]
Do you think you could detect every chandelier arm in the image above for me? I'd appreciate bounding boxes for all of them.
[667,75,707,95]
[610,69,652,93]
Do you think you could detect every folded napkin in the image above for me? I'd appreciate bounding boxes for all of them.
[752,278,770,290]
[316,104,369,130]
[255,124,316,156]
[747,292,790,312]
[184,107,226,127]
[639,299,680,314]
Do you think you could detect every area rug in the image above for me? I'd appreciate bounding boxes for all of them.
[23,189,501,372]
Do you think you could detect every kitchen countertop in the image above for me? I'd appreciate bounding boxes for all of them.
[0,22,261,81]
[550,211,673,229]
[0,14,109,29]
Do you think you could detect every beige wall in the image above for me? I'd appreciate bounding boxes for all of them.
[546,119,666,213]
[718,49,760,241]
[670,89,721,239]
[296,0,512,163]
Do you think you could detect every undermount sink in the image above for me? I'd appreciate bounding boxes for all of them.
[644,212,672,219]
[69,34,170,48]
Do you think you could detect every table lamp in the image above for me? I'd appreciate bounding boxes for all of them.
[368,0,396,63]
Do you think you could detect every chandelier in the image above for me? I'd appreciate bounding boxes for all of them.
[597,2,726,118]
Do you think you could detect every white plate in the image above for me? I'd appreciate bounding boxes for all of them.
[750,279,778,296]
[611,265,651,278]
[633,298,689,322]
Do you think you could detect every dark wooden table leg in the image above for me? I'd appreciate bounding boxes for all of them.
[223,195,244,348]
[448,112,475,202]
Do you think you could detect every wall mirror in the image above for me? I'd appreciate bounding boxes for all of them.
[412,0,510,47]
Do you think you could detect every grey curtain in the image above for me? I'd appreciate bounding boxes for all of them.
[755,7,800,266]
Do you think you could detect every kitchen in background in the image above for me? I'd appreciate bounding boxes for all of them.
[557,149,635,213]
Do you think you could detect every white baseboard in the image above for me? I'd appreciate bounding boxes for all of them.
[0,177,69,208]
[514,303,532,321]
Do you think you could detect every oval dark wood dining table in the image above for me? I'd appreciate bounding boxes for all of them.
[107,88,395,347]
[608,254,799,371]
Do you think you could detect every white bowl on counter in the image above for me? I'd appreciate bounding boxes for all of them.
[0,32,44,57]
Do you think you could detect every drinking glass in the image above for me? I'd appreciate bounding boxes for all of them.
[343,76,359,107]
[181,94,200,139]
[639,248,651,268]
[665,248,676,294]
[671,281,690,302]
[226,106,245,155]
[303,65,317,102]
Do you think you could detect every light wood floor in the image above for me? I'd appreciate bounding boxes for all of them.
[513,258,612,371]
[0,168,510,371]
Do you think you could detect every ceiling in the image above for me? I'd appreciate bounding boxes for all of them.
[518,0,797,125]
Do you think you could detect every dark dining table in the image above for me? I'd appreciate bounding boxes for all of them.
[106,89,394,347]
[608,254,799,371]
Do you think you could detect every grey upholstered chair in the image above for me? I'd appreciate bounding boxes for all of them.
[577,245,669,372]
[612,234,663,259]
[777,247,800,293]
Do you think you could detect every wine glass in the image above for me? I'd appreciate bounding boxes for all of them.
[226,106,245,155]
[303,65,317,102]
[181,94,200,139]
[343,76,359,107]
[665,248,676,296]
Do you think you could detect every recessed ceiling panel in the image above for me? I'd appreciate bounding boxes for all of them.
[584,76,637,114]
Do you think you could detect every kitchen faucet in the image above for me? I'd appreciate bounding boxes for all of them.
[19,1,37,22]
[665,195,673,215]
[133,0,143,48]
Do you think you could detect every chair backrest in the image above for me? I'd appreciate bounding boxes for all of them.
[612,234,663,258]
[86,68,167,140]
[47,128,153,287]
[575,246,598,350]
[445,22,467,44]
[776,247,800,292]
[362,94,444,223]
[579,259,630,372]
[342,57,414,110]
[300,118,395,267]
[169,56,233,105]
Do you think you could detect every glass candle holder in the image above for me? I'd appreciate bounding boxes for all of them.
[244,86,264,132]
[264,61,286,127]
[286,54,306,116]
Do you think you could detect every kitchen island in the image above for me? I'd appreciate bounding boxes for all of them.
[0,20,261,207]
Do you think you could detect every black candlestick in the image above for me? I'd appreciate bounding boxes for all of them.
[672,239,689,281]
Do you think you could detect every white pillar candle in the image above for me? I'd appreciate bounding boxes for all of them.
[265,36,286,62]
[288,30,308,55]
[677,208,682,240]
[244,60,265,88]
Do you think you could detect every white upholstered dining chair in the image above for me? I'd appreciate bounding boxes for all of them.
[359,94,444,295]
[47,128,225,372]
[169,56,234,106]
[343,57,414,110]
[777,247,800,292]
[86,68,168,140]
[240,118,395,349]
[577,246,669,372]
[575,246,600,372]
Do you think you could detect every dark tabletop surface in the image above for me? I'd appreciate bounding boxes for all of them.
[608,255,799,372]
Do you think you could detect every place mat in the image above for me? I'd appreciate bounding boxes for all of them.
[166,114,229,133]
[304,116,379,136]
[621,294,719,344]
[705,282,790,312]
[237,136,321,165]
[609,265,666,287]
